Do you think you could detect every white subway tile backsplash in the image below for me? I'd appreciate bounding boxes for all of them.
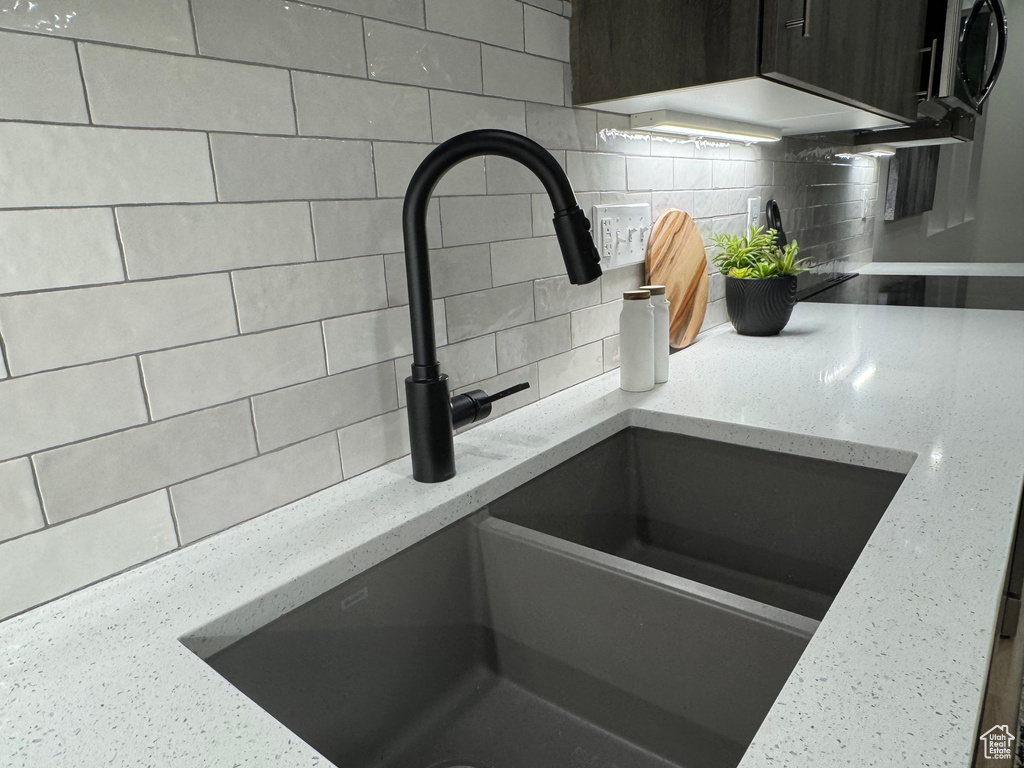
[79,44,296,134]
[0,124,215,208]
[365,20,482,92]
[170,434,342,544]
[496,315,570,372]
[482,45,564,105]
[140,324,327,420]
[311,199,441,260]
[523,5,570,61]
[429,91,526,142]
[673,158,714,190]
[445,283,534,342]
[323,303,446,375]
[0,359,148,462]
[231,256,387,333]
[0,275,238,376]
[600,263,645,303]
[712,160,747,189]
[652,190,696,217]
[627,156,674,191]
[566,152,627,191]
[425,0,525,50]
[439,194,533,247]
[693,188,753,218]
[0,459,44,544]
[373,142,487,198]
[526,103,598,151]
[338,409,410,478]
[34,402,257,524]
[485,153,565,194]
[0,0,195,53]
[538,340,603,397]
[0,32,88,123]
[117,203,315,280]
[193,0,365,76]
[383,246,492,305]
[490,236,566,285]
[570,299,621,347]
[0,491,176,620]
[527,0,563,13]
[0,0,875,614]
[0,209,124,294]
[315,0,425,26]
[534,274,602,320]
[602,334,620,372]
[293,72,432,142]
[252,362,397,451]
[210,134,375,202]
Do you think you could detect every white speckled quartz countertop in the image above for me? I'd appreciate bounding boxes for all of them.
[2,302,1023,768]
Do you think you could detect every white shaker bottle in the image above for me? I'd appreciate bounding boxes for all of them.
[619,290,655,392]
[640,284,670,383]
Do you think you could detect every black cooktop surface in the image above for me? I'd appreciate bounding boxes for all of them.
[802,274,1024,311]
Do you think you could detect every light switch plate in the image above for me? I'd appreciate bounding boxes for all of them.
[592,203,652,268]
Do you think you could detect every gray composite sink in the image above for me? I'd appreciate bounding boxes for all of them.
[200,427,906,768]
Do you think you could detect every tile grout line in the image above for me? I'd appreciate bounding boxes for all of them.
[206,132,220,201]
[288,71,300,136]
[110,207,130,280]
[25,456,50,530]
[186,0,201,54]
[72,41,94,125]
[164,487,183,548]
[227,271,243,335]
[135,355,154,422]
[247,397,261,455]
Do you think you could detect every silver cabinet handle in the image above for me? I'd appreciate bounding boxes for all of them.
[917,39,938,100]
[785,0,812,37]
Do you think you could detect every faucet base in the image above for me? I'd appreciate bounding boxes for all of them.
[406,375,456,483]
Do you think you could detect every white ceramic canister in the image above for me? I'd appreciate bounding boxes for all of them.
[619,290,655,392]
[640,284,670,383]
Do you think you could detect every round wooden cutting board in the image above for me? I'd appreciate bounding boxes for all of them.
[645,209,708,349]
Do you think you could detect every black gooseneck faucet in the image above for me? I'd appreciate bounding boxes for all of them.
[403,129,603,483]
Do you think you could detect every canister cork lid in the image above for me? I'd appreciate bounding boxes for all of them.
[623,290,651,300]
[639,284,666,295]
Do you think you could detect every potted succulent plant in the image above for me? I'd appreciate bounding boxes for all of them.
[711,225,808,336]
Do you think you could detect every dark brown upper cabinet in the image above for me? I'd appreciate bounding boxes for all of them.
[571,0,929,133]
[761,0,930,122]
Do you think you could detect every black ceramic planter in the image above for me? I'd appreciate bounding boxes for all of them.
[725,275,798,336]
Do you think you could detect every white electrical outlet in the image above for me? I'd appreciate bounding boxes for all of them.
[748,197,762,228]
[592,204,652,268]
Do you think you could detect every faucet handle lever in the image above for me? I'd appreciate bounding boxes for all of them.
[482,381,530,404]
[450,382,530,430]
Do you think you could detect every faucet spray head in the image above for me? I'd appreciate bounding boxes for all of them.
[553,206,603,285]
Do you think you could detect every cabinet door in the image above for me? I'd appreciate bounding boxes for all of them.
[761,0,929,121]
[571,0,761,105]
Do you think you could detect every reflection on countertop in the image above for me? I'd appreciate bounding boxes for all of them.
[805,273,1024,310]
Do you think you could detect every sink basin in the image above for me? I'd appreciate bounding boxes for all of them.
[487,427,907,620]
[198,427,906,768]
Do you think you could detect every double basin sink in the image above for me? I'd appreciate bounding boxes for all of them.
[196,427,906,768]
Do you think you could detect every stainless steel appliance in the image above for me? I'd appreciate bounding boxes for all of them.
[919,0,1009,119]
